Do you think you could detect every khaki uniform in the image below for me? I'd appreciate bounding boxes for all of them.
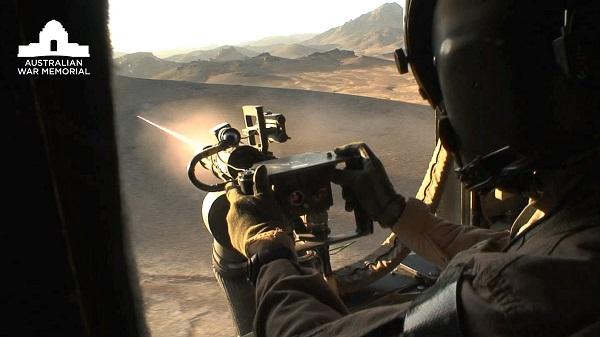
[253,169,600,337]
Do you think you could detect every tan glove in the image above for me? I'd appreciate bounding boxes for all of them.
[332,142,406,228]
[225,165,295,258]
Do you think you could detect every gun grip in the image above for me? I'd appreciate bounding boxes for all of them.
[237,170,255,195]
[344,158,374,236]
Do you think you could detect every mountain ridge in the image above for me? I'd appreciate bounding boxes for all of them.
[115,3,404,60]
[304,2,404,56]
[166,46,259,63]
[114,52,181,78]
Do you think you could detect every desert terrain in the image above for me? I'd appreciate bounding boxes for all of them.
[113,3,425,105]
[206,63,423,104]
[115,49,424,104]
[113,76,433,337]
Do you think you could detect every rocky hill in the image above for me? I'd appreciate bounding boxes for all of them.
[210,46,249,62]
[113,52,181,78]
[299,48,356,64]
[267,43,321,59]
[166,46,259,63]
[242,33,316,47]
[116,48,393,82]
[304,2,404,56]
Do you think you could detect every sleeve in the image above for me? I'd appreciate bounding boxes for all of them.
[391,198,510,268]
[402,224,600,337]
[254,259,407,337]
[458,250,600,336]
[253,259,348,337]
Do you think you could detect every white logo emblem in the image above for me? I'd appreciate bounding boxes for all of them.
[18,20,89,58]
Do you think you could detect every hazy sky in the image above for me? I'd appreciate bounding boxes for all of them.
[109,0,401,53]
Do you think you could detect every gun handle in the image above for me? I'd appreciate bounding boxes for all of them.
[238,170,254,195]
[354,208,374,235]
[345,157,374,236]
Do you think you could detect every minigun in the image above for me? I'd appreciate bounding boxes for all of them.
[188,105,374,256]
[187,105,450,336]
[188,105,378,335]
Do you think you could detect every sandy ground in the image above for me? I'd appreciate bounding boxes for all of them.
[206,65,425,104]
[112,76,434,337]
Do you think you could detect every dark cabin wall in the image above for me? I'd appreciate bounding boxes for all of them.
[1,1,146,336]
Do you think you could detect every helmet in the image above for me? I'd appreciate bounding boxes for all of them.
[398,0,600,192]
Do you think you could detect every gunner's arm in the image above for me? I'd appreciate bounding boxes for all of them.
[390,197,510,268]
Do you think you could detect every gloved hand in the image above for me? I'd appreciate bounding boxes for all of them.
[332,142,406,228]
[225,165,295,258]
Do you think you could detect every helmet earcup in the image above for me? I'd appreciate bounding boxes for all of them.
[402,0,442,108]
[553,4,600,85]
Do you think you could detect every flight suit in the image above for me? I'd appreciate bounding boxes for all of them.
[253,168,600,337]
